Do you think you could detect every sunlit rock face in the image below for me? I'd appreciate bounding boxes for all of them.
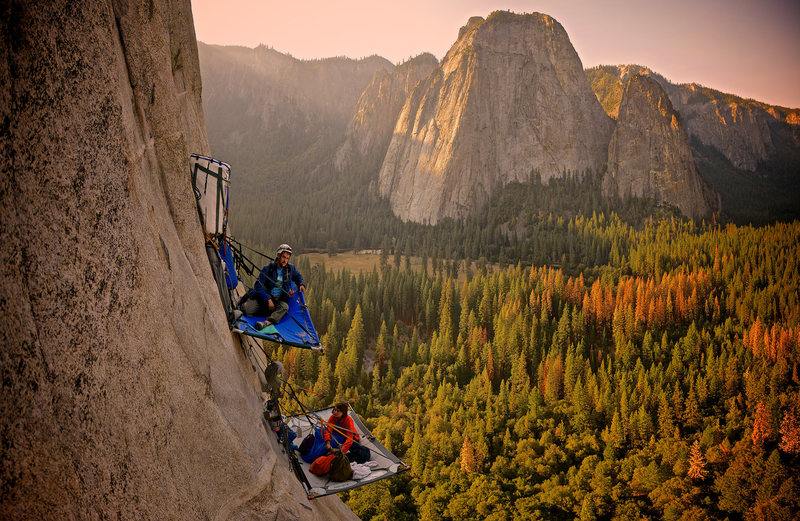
[587,65,800,172]
[0,1,356,519]
[674,84,775,171]
[378,11,614,224]
[335,53,438,174]
[603,74,721,219]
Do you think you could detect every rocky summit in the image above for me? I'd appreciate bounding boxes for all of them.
[378,11,614,224]
[603,74,721,219]
[0,1,356,519]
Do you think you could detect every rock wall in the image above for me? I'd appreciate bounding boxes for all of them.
[334,53,438,174]
[671,84,775,172]
[0,1,356,519]
[603,74,720,219]
[378,11,614,224]
[587,64,800,171]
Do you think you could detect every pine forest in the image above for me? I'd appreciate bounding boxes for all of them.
[260,214,800,521]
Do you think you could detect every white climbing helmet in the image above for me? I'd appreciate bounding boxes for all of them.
[277,243,292,255]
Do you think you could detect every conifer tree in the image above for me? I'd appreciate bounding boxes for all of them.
[778,406,800,454]
[348,305,366,368]
[609,411,625,450]
[635,405,653,444]
[374,321,388,379]
[687,440,708,480]
[684,386,700,428]
[579,495,597,521]
[334,307,364,391]
[554,304,571,351]
[313,360,334,407]
[658,393,675,439]
[460,435,478,474]
[752,401,772,447]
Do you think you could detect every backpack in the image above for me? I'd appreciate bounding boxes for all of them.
[309,453,335,475]
[347,442,371,464]
[328,450,353,482]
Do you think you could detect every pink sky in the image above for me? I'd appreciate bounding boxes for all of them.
[192,0,800,108]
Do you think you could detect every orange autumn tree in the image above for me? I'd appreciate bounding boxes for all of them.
[779,406,800,454]
[460,435,478,474]
[752,402,772,447]
[687,440,708,480]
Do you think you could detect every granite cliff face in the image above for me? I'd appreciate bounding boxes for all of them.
[0,1,356,519]
[334,53,438,173]
[587,64,800,172]
[603,74,720,219]
[378,12,614,224]
[672,84,793,172]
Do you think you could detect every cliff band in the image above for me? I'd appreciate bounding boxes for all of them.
[0,1,356,519]
[603,74,721,219]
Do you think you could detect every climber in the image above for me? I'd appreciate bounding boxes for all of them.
[323,402,371,464]
[239,243,305,328]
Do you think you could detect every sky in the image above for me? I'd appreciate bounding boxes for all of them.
[192,0,800,108]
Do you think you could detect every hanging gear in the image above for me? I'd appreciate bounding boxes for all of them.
[264,361,285,397]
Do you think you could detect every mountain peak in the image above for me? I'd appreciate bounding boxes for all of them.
[378,12,612,224]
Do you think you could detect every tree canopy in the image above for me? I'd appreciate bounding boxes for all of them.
[266,216,800,520]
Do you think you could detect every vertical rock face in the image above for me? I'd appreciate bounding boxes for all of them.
[378,11,614,224]
[0,1,355,519]
[334,53,438,173]
[603,74,720,219]
[586,64,800,171]
[672,84,777,171]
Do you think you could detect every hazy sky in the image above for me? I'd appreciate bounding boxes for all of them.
[192,0,800,108]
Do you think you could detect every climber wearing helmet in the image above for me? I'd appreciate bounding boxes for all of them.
[240,243,305,327]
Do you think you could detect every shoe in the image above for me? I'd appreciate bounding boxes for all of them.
[229,310,244,331]
[255,320,272,330]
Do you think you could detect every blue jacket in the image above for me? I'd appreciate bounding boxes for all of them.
[253,262,304,304]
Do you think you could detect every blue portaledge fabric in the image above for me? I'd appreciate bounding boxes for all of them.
[235,281,321,350]
[220,241,238,289]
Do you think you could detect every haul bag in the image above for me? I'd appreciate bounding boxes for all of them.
[190,154,230,236]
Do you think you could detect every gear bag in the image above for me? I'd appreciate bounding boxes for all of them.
[328,450,353,482]
[309,453,335,475]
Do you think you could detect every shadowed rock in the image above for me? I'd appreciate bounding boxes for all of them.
[335,53,438,174]
[0,1,357,518]
[587,64,800,172]
[603,74,721,219]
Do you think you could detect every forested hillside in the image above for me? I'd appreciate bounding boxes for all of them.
[234,168,664,271]
[269,216,800,520]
